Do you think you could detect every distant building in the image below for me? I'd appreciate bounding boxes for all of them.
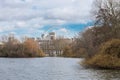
[38,32,73,56]
[0,42,4,48]
[49,32,56,40]
[22,32,73,56]
[8,34,20,44]
[42,32,56,40]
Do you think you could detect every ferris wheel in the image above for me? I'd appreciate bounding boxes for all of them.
[41,25,55,40]
[41,25,77,40]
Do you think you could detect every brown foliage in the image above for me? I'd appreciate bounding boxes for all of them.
[0,36,45,57]
[82,39,120,69]
[82,54,120,69]
[24,39,45,57]
[78,26,112,57]
[62,46,75,57]
[77,23,120,57]
[75,48,87,58]
[99,39,120,57]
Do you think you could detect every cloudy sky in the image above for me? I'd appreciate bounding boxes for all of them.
[0,0,94,38]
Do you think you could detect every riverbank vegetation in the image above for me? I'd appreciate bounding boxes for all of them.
[62,46,75,57]
[0,36,45,57]
[80,0,120,69]
[82,39,120,69]
[62,44,87,58]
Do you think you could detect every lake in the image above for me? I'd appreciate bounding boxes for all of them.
[0,57,120,80]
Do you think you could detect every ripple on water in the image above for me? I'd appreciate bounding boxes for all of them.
[0,57,120,80]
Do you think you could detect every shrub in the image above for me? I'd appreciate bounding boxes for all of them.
[76,48,87,58]
[82,54,120,69]
[99,39,120,57]
[62,46,75,57]
[22,39,45,57]
[0,38,45,57]
[82,39,120,69]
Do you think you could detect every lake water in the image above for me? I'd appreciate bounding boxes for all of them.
[0,57,120,80]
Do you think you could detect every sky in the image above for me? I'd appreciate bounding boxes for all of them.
[0,0,94,38]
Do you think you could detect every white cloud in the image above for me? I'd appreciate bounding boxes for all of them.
[0,0,94,22]
[0,0,94,37]
[16,21,26,28]
[59,28,68,33]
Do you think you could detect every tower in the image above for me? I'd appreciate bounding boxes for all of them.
[49,32,55,40]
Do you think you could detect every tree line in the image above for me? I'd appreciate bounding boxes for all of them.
[0,35,45,57]
[81,0,120,69]
[62,0,120,69]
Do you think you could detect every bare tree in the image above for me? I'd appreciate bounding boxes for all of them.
[92,0,120,27]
